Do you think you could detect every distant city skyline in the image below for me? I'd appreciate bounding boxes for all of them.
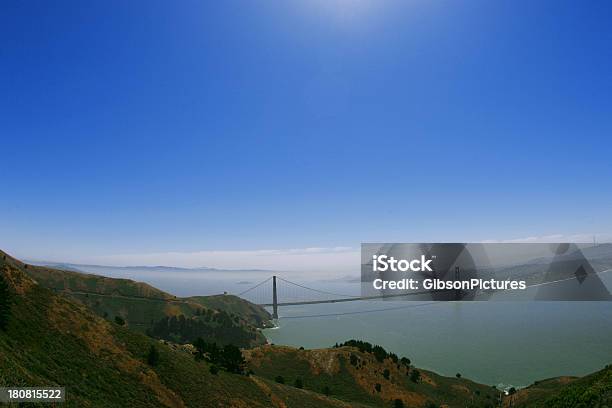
[2,1,612,266]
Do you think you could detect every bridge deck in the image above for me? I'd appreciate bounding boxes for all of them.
[258,291,439,306]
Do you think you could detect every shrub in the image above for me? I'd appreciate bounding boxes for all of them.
[0,273,11,331]
[192,338,245,374]
[220,344,245,374]
[375,383,381,392]
[394,399,404,408]
[146,345,160,366]
[209,365,219,375]
[456,373,461,378]
[373,345,387,362]
[383,369,390,380]
[410,369,421,383]
[294,378,303,389]
[275,375,284,384]
[322,386,331,396]
[114,316,125,326]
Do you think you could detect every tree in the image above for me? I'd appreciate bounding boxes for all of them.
[375,383,381,392]
[209,365,219,375]
[400,357,411,367]
[322,386,331,396]
[220,344,245,374]
[410,369,421,383]
[114,316,125,326]
[455,372,461,378]
[147,345,160,366]
[0,273,11,331]
[294,378,303,389]
[275,375,284,384]
[383,369,390,380]
[350,354,359,366]
[372,345,387,362]
[508,387,517,395]
[394,399,404,408]
[193,337,208,361]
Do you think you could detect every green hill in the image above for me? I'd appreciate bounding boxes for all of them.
[1,250,270,348]
[1,250,609,407]
[0,257,372,407]
[505,365,612,407]
[245,343,501,408]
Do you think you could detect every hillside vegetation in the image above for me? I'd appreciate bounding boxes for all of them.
[1,250,269,348]
[0,256,372,407]
[245,343,501,408]
[0,250,609,407]
[505,365,612,408]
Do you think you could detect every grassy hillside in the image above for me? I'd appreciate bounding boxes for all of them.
[245,344,501,408]
[1,250,270,348]
[186,294,272,328]
[505,365,612,408]
[0,258,369,407]
[1,250,609,407]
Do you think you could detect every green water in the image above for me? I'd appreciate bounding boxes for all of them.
[263,301,612,388]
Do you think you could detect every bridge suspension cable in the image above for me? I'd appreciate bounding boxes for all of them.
[238,276,272,296]
[276,277,359,298]
[280,301,440,319]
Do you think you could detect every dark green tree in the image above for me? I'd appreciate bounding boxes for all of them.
[294,378,303,389]
[373,345,388,362]
[147,345,160,366]
[394,399,404,408]
[383,369,390,380]
[322,386,331,396]
[114,316,125,326]
[193,337,207,361]
[456,373,461,378]
[220,344,245,374]
[410,369,421,383]
[209,365,219,375]
[0,273,11,331]
[275,375,284,384]
[193,338,218,362]
[375,383,381,392]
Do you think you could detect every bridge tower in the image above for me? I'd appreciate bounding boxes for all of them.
[272,275,278,319]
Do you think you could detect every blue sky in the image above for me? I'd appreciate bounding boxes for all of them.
[1,1,611,268]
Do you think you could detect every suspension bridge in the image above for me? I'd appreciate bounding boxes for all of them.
[236,268,612,318]
[237,275,439,319]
